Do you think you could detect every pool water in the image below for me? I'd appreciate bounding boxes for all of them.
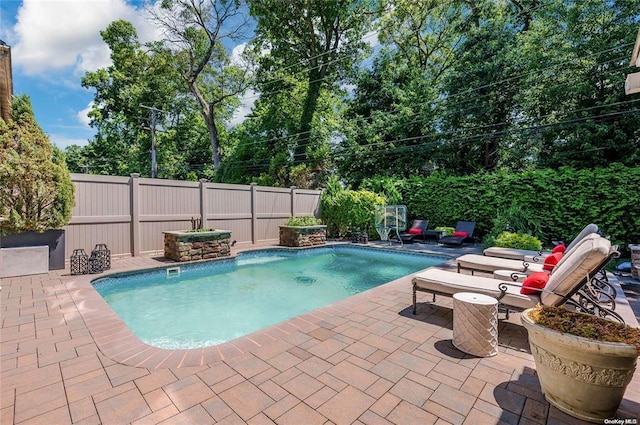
[93,246,443,349]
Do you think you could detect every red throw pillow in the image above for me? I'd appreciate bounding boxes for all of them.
[408,228,422,235]
[543,252,563,271]
[552,243,566,254]
[452,231,468,238]
[520,271,550,295]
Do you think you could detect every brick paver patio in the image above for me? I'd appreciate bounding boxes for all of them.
[2,242,639,424]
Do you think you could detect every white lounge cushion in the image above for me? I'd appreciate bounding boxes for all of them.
[413,233,613,312]
[412,268,540,310]
[541,233,611,306]
[483,247,548,261]
[456,254,545,274]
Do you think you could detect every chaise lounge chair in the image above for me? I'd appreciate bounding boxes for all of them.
[398,219,429,243]
[456,253,549,275]
[438,221,476,246]
[412,233,620,320]
[483,223,599,261]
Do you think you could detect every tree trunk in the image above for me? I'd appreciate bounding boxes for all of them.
[296,68,323,161]
[206,103,221,170]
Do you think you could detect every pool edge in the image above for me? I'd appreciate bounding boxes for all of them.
[67,244,450,369]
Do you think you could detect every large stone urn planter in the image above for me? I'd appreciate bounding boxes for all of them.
[521,308,638,422]
[163,230,231,262]
[279,225,327,247]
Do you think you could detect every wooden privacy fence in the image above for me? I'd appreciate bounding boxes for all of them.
[65,173,322,258]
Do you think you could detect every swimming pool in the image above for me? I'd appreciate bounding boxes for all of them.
[93,245,444,349]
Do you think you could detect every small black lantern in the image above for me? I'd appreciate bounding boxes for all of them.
[91,244,111,271]
[70,249,89,275]
[88,251,104,274]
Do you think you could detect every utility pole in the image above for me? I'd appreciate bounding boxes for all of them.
[140,104,167,178]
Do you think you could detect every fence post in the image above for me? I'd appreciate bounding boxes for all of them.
[130,173,140,256]
[290,186,297,217]
[199,179,207,228]
[250,183,257,244]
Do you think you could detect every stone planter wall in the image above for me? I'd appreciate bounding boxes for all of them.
[279,226,327,247]
[163,230,231,262]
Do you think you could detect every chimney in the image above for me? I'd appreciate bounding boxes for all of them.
[0,40,13,123]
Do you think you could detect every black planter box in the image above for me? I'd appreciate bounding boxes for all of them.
[1,229,66,270]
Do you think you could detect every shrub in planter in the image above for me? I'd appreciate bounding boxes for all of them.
[435,226,455,236]
[285,216,322,227]
[279,216,326,247]
[0,95,75,271]
[522,305,640,422]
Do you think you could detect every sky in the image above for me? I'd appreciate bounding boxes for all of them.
[0,0,160,149]
[0,0,255,150]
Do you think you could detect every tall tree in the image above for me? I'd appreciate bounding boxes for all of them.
[248,0,375,166]
[149,0,251,171]
[517,0,640,169]
[338,0,470,185]
[81,20,187,177]
[435,0,524,174]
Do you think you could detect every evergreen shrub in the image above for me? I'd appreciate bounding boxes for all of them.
[362,165,640,252]
[321,177,386,238]
[0,95,75,234]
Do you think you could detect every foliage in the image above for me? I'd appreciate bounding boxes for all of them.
[491,232,542,251]
[530,305,640,352]
[78,15,247,179]
[483,202,544,247]
[150,0,251,171]
[235,0,374,186]
[359,176,404,205]
[0,95,75,234]
[335,0,639,184]
[284,216,322,227]
[320,178,386,238]
[186,228,216,233]
[64,1,639,186]
[434,227,454,236]
[384,164,640,251]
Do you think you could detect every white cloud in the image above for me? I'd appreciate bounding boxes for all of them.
[11,0,161,76]
[230,42,247,67]
[228,89,257,128]
[77,102,93,127]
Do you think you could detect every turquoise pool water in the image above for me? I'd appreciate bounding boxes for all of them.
[93,245,444,349]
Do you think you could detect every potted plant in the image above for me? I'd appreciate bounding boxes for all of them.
[0,95,75,272]
[521,305,640,422]
[279,216,326,247]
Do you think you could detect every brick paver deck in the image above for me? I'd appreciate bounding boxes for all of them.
[2,242,639,424]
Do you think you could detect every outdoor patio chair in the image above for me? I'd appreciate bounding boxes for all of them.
[438,221,476,246]
[456,254,546,275]
[483,223,599,261]
[412,233,621,321]
[398,219,429,243]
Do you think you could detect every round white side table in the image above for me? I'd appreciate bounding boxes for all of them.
[452,292,499,357]
[492,269,527,283]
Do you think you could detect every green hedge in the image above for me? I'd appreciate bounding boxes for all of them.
[361,164,640,252]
